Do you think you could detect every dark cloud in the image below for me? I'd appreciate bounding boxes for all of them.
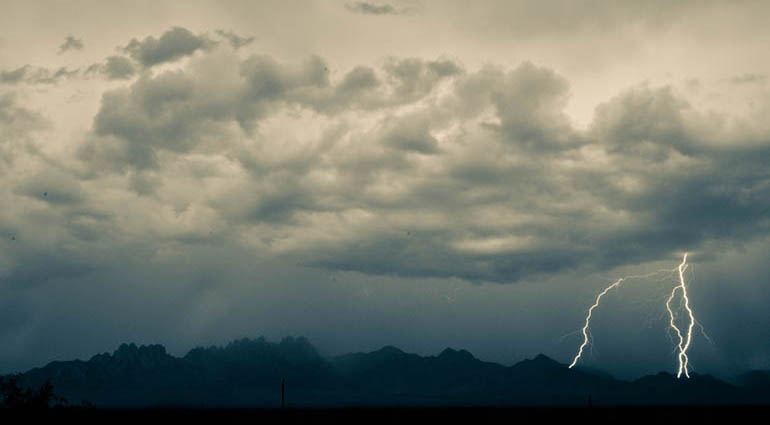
[0,66,28,84]
[345,2,403,15]
[299,58,461,113]
[490,61,577,151]
[85,56,136,80]
[304,65,380,112]
[84,72,200,170]
[591,85,691,155]
[383,57,463,103]
[215,29,254,49]
[0,65,79,85]
[81,53,301,170]
[581,85,770,268]
[29,67,79,84]
[103,56,137,80]
[122,27,217,67]
[381,115,440,154]
[58,35,84,53]
[336,66,379,94]
[13,169,84,205]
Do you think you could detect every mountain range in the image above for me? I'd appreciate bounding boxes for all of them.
[7,336,770,407]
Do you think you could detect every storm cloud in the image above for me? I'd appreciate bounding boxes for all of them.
[0,1,769,379]
[67,48,770,284]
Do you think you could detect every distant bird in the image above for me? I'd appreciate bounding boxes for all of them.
[43,192,47,197]
[11,236,15,241]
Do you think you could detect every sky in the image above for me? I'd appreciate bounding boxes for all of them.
[1,0,769,379]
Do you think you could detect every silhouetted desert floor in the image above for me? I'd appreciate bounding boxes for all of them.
[3,406,769,424]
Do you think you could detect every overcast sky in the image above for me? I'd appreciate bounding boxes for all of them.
[1,0,769,379]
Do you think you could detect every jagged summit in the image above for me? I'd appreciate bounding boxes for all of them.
[80,343,173,370]
[114,343,167,358]
[533,353,556,362]
[437,347,475,361]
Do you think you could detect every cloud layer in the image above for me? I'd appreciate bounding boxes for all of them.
[3,34,767,285]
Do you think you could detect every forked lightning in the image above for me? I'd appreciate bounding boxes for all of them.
[569,253,701,378]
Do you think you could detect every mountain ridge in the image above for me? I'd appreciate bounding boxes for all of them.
[6,336,769,407]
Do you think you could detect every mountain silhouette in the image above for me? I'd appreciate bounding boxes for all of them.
[6,336,769,407]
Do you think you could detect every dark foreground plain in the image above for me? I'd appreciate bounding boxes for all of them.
[2,406,769,425]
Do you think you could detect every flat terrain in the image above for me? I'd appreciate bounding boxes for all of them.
[3,406,768,424]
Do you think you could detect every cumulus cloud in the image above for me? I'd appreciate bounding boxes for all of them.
[1,26,769,291]
[62,50,770,284]
[122,27,217,67]
[58,35,84,53]
[78,53,460,173]
[81,52,314,170]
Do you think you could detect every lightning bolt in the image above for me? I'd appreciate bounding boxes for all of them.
[667,253,696,378]
[665,286,684,371]
[569,253,703,378]
[569,277,624,369]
